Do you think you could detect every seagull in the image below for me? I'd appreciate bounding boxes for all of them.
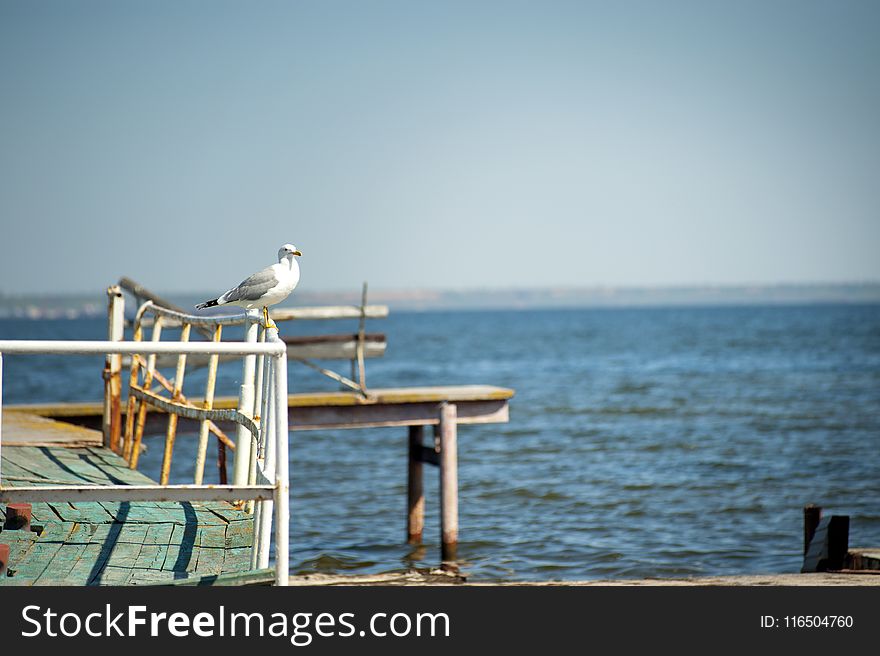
[196,243,302,329]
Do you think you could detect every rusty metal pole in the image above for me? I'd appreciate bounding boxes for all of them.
[122,314,146,462]
[0,543,8,576]
[438,402,458,562]
[407,425,425,544]
[103,285,125,452]
[159,323,191,485]
[194,324,222,485]
[130,314,164,470]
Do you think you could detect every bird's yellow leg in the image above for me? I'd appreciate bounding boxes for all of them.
[263,306,277,330]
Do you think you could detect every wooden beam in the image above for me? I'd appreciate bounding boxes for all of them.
[270,305,388,321]
[283,333,386,345]
[49,398,509,435]
[8,385,514,417]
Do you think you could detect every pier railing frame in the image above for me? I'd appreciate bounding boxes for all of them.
[121,298,267,487]
[0,337,291,586]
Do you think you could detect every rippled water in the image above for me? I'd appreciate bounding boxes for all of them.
[2,304,879,580]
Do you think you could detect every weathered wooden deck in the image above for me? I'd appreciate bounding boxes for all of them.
[0,419,253,586]
[2,384,514,584]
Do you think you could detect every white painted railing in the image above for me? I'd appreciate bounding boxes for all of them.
[0,333,290,586]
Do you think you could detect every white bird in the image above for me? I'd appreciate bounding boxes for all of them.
[196,243,302,329]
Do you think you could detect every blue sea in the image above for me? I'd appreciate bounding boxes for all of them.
[2,304,879,581]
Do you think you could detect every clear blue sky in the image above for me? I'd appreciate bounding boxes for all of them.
[1,0,878,295]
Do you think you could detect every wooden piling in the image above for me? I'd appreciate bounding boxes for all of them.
[407,425,425,544]
[804,504,822,556]
[438,402,458,561]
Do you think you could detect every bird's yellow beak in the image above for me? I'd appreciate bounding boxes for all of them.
[293,250,302,257]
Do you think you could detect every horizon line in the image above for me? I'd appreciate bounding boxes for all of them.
[3,279,880,300]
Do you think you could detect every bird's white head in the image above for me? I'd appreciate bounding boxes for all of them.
[278,243,302,261]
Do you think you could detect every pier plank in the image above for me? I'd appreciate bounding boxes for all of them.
[1,411,102,447]
[33,543,90,585]
[35,521,76,542]
[134,543,170,570]
[226,519,255,548]
[4,540,65,584]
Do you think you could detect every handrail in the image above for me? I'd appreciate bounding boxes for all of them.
[147,302,254,327]
[0,340,284,355]
[128,385,260,440]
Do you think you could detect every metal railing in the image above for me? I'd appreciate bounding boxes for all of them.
[0,334,291,586]
[122,300,263,486]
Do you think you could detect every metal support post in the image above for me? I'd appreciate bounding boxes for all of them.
[233,312,260,487]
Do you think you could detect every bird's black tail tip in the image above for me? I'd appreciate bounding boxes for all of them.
[196,299,219,310]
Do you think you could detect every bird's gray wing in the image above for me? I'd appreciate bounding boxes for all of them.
[219,265,278,304]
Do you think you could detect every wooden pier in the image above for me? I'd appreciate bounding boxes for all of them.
[0,418,253,585]
[0,284,514,584]
[6,383,514,565]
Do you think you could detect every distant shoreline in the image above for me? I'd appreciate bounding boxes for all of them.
[1,282,879,319]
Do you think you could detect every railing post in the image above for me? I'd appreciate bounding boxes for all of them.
[194,324,222,485]
[103,285,125,451]
[246,327,268,513]
[356,281,368,392]
[254,356,276,570]
[130,314,163,470]
[439,402,458,562]
[122,304,149,462]
[160,323,191,485]
[272,331,290,586]
[233,312,260,487]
